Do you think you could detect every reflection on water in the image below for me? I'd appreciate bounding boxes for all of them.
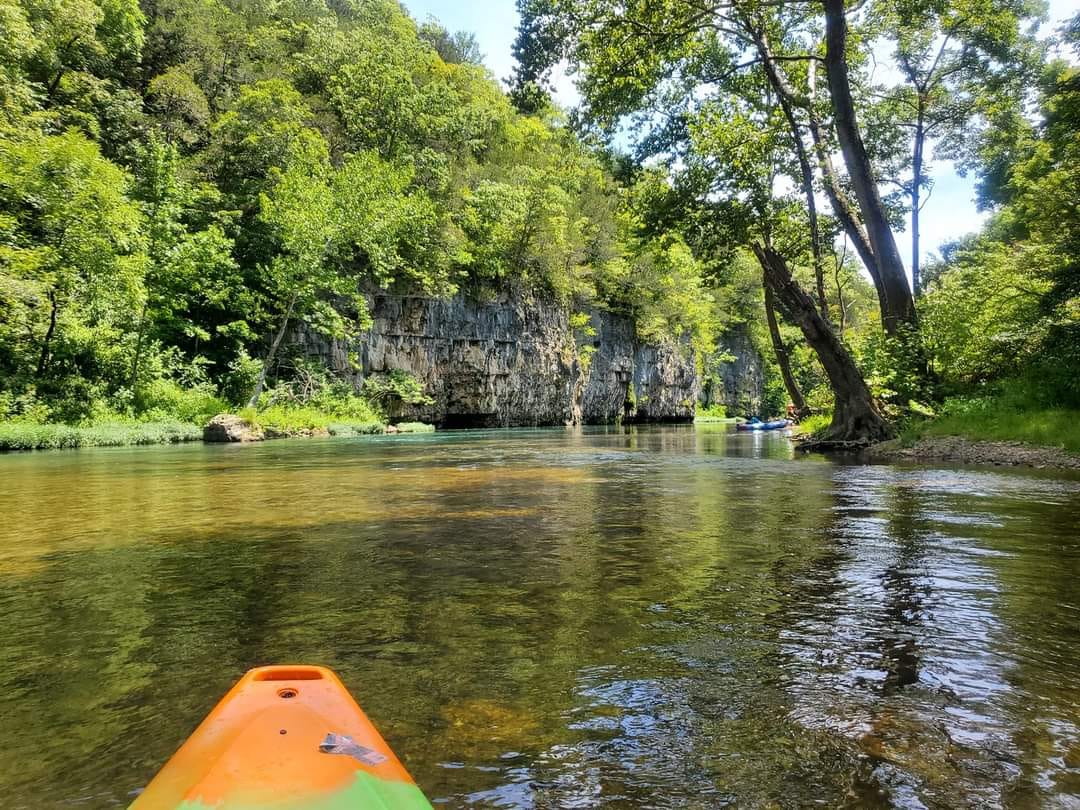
[1,425,1079,808]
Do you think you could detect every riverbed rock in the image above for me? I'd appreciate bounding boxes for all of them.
[203,413,265,443]
[290,292,698,427]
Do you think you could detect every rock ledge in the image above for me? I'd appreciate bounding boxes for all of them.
[203,413,265,443]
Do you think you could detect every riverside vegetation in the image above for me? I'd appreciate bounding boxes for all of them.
[515,0,1080,455]
[0,0,717,449]
[1,0,1078,458]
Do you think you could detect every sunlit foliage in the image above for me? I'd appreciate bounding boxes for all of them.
[0,0,712,423]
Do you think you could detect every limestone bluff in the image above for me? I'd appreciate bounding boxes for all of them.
[291,293,762,428]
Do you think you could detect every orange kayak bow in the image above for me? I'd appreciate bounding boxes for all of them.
[130,665,432,810]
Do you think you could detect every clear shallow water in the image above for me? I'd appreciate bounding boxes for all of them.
[1,425,1079,809]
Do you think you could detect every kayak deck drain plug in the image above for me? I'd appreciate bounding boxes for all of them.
[277,688,298,699]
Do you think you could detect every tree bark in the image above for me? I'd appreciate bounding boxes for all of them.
[36,289,58,378]
[752,37,879,313]
[764,278,810,418]
[247,292,297,408]
[753,244,893,444]
[834,257,849,336]
[911,106,925,297]
[130,300,149,399]
[823,0,916,334]
[807,57,882,305]
[47,69,65,99]
[754,32,828,320]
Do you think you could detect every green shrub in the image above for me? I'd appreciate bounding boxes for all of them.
[252,397,384,432]
[221,351,264,407]
[257,359,386,426]
[363,370,434,409]
[309,390,383,423]
[253,405,330,432]
[797,412,833,437]
[393,422,436,433]
[0,390,52,424]
[136,379,229,425]
[853,324,933,415]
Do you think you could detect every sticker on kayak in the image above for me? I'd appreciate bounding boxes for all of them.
[318,732,388,766]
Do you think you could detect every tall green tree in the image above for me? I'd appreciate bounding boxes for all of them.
[418,17,484,65]
[873,0,1045,295]
[249,148,449,406]
[129,134,234,398]
[822,0,916,331]
[922,18,1080,402]
[513,0,896,440]
[0,129,145,416]
[512,0,919,335]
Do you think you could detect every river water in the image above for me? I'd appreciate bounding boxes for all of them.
[1,425,1079,808]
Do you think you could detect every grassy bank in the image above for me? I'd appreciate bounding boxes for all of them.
[241,404,382,437]
[695,404,732,423]
[0,414,437,451]
[906,407,1080,453]
[795,413,832,436]
[795,390,1080,459]
[240,404,434,436]
[0,376,441,451]
[0,420,202,451]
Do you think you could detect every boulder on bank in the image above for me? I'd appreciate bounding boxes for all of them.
[203,413,264,443]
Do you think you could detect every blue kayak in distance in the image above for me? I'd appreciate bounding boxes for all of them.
[736,419,792,432]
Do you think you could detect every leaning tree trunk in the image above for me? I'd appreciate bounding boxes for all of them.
[806,57,885,311]
[823,0,916,335]
[764,280,810,418]
[753,244,894,445]
[247,292,297,408]
[754,31,829,321]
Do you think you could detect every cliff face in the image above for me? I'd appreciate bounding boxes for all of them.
[292,293,697,427]
[700,323,764,417]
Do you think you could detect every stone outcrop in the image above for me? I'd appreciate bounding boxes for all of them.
[204,413,265,442]
[291,293,698,428]
[263,425,330,440]
[700,323,764,417]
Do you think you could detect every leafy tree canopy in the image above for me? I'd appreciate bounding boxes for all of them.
[0,0,715,420]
